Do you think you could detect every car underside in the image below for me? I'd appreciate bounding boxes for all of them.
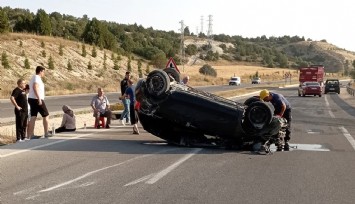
[135,69,287,152]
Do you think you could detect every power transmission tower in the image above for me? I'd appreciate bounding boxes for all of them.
[200,16,204,35]
[207,15,213,47]
[179,20,185,72]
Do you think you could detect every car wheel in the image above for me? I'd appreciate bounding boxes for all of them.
[244,96,260,106]
[319,94,322,97]
[146,70,170,99]
[163,68,181,82]
[244,101,273,130]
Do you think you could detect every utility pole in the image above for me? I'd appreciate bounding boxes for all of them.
[179,20,185,72]
[200,16,204,35]
[207,15,213,47]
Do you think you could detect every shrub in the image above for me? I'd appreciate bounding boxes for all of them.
[1,51,10,69]
[199,64,217,77]
[24,58,30,69]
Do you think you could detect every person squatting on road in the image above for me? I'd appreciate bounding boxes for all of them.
[91,88,112,129]
[119,71,131,125]
[27,66,51,138]
[50,105,76,133]
[260,89,292,151]
[10,79,28,142]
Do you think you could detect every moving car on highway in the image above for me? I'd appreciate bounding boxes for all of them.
[252,77,261,84]
[229,77,241,86]
[324,79,340,94]
[135,69,288,153]
[298,81,322,97]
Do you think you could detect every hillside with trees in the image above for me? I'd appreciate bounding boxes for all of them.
[1,6,355,97]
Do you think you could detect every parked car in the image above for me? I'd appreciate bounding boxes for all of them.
[135,69,287,153]
[324,79,340,94]
[298,81,322,97]
[252,77,261,84]
[229,77,241,86]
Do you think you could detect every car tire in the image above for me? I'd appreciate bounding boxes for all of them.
[244,96,260,106]
[319,94,322,97]
[244,101,273,130]
[146,70,170,99]
[163,68,181,82]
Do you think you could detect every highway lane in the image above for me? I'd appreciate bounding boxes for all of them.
[1,87,355,203]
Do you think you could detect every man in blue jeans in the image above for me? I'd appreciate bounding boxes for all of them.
[119,71,130,125]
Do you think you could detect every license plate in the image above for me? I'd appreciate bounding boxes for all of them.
[330,88,334,90]
[311,88,317,90]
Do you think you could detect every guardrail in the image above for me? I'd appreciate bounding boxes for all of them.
[346,85,355,96]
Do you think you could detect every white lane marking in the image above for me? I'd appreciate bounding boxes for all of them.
[339,126,355,151]
[124,173,155,187]
[124,148,202,186]
[0,130,110,158]
[324,95,335,118]
[146,148,202,184]
[38,148,179,193]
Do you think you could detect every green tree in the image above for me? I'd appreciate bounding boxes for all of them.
[59,44,64,56]
[1,51,10,69]
[41,41,45,48]
[19,40,23,47]
[67,60,73,70]
[92,45,97,57]
[34,9,52,35]
[103,51,107,61]
[41,50,46,57]
[24,58,30,69]
[199,64,217,77]
[81,44,87,57]
[48,55,54,69]
[137,60,143,78]
[145,64,150,75]
[0,9,10,33]
[127,58,132,72]
[113,58,119,70]
[88,61,93,70]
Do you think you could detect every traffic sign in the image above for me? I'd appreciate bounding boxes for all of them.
[165,57,180,73]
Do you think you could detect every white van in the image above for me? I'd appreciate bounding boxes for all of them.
[229,77,241,86]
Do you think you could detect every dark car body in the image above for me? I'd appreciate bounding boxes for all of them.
[135,69,286,151]
[298,81,322,97]
[324,79,340,94]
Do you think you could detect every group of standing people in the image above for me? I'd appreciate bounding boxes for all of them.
[10,66,76,142]
[119,71,140,134]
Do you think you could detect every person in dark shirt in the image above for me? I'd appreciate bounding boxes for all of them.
[260,89,292,151]
[119,71,131,125]
[121,79,140,134]
[10,79,28,142]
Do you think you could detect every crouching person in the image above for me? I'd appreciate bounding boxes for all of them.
[52,105,76,133]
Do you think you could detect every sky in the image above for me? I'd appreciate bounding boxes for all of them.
[1,0,355,51]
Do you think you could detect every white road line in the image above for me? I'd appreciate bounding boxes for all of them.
[339,126,355,151]
[38,148,179,193]
[324,96,335,118]
[146,148,202,184]
[124,173,155,187]
[0,129,109,158]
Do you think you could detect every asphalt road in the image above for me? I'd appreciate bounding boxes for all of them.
[1,87,355,203]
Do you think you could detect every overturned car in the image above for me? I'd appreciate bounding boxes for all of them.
[135,69,287,153]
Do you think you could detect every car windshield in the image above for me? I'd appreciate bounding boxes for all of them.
[231,77,239,80]
[327,81,338,84]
